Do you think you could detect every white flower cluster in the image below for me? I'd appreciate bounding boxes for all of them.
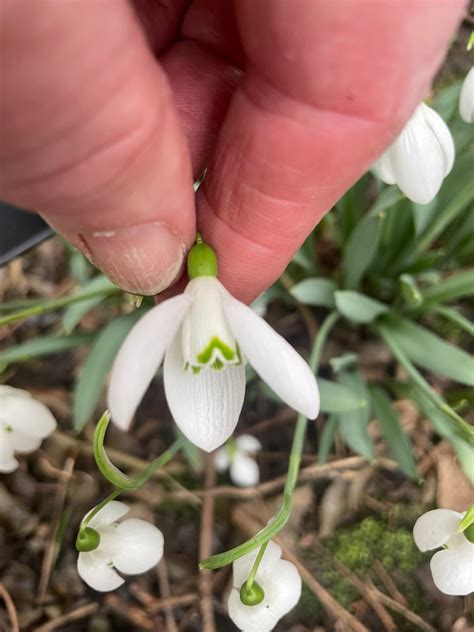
[374,67,473,205]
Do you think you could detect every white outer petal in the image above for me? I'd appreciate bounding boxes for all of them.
[430,540,474,595]
[108,295,191,431]
[421,102,455,175]
[10,430,42,454]
[77,551,124,592]
[85,500,129,529]
[233,541,283,587]
[459,67,474,124]
[2,395,56,438]
[228,588,278,632]
[413,509,462,551]
[373,151,397,185]
[164,332,246,452]
[0,430,18,473]
[214,447,231,472]
[0,385,31,399]
[230,453,260,487]
[235,435,262,454]
[222,291,319,419]
[106,518,164,575]
[390,104,448,204]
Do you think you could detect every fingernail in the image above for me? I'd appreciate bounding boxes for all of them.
[82,222,185,295]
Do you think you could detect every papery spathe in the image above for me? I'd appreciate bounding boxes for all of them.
[0,385,56,473]
[77,501,164,592]
[374,102,455,204]
[108,276,319,452]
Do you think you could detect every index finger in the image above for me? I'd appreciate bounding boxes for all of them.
[198,0,465,303]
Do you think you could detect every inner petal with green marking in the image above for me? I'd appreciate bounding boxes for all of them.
[182,276,244,371]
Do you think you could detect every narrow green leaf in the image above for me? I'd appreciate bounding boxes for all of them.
[335,291,388,324]
[318,415,338,464]
[73,311,144,431]
[290,278,337,308]
[411,387,474,485]
[63,276,116,333]
[380,315,474,386]
[336,370,374,460]
[0,333,94,365]
[421,270,474,304]
[343,213,384,289]
[369,385,418,480]
[318,378,366,412]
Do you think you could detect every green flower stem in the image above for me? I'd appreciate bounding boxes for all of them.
[377,325,474,444]
[0,286,119,327]
[200,311,339,570]
[459,505,474,532]
[93,410,184,489]
[245,541,268,592]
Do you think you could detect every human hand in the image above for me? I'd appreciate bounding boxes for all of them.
[0,0,465,302]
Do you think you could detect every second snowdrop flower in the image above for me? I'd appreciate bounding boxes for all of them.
[108,239,320,452]
[374,102,455,204]
[228,540,302,632]
[215,435,262,487]
[413,507,474,596]
[0,385,56,473]
[76,500,164,592]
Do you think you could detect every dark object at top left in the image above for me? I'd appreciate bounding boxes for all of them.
[0,202,53,266]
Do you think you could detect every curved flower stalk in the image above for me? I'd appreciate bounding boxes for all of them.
[76,500,164,592]
[0,385,56,473]
[228,540,301,632]
[108,239,319,452]
[215,435,262,487]
[413,508,474,595]
[374,102,455,204]
[459,67,474,124]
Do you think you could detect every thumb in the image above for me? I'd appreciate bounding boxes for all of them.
[0,0,195,295]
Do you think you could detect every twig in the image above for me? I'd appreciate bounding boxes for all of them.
[368,582,437,632]
[232,505,370,632]
[315,542,397,631]
[0,582,19,632]
[236,408,296,437]
[166,456,396,501]
[35,602,99,632]
[157,559,179,632]
[373,560,408,606]
[36,455,75,604]
[148,593,198,614]
[105,594,155,630]
[199,453,216,632]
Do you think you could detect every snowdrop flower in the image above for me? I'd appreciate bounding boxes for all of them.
[108,240,319,452]
[459,67,474,123]
[413,508,474,595]
[374,102,455,204]
[228,540,301,632]
[0,385,56,473]
[76,500,164,592]
[215,435,262,487]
